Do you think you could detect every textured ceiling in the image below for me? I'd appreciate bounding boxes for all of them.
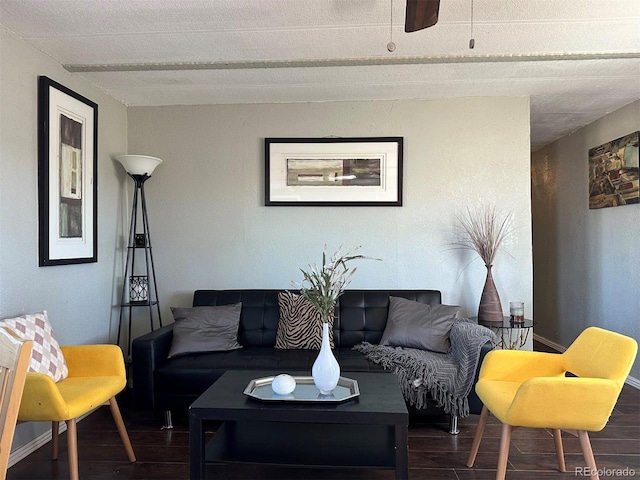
[1,0,639,150]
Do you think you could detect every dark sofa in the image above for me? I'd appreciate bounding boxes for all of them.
[132,289,492,433]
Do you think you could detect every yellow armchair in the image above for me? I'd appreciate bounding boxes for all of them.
[467,326,637,480]
[18,344,135,480]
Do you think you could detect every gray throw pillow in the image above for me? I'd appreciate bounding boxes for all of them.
[380,296,460,353]
[168,304,242,358]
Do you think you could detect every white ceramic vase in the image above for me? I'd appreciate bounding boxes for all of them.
[312,322,340,394]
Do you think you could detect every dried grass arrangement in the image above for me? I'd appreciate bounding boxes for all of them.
[453,206,513,267]
[452,206,514,322]
[295,245,378,323]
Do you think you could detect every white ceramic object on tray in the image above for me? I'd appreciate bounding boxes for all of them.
[312,323,340,394]
[244,375,359,403]
[271,374,296,395]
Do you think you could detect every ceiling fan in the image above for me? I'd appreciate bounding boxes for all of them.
[404,0,440,32]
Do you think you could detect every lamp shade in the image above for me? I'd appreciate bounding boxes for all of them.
[116,155,162,176]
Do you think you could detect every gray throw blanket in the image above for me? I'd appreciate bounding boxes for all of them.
[354,319,496,417]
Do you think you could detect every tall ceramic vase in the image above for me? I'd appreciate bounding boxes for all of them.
[478,264,504,322]
[312,322,340,394]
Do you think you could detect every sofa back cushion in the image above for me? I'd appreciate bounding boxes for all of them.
[193,290,281,347]
[193,289,442,348]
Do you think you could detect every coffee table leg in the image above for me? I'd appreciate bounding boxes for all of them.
[395,423,409,480]
[189,414,205,480]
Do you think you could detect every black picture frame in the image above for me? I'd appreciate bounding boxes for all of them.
[265,137,403,206]
[38,76,98,266]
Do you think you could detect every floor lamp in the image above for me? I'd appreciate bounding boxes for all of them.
[115,154,163,357]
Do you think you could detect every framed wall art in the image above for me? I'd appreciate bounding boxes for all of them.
[588,131,639,209]
[38,76,98,266]
[265,137,403,206]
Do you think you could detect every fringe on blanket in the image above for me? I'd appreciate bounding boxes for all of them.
[354,319,496,417]
[354,343,467,415]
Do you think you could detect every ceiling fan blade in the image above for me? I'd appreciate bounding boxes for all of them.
[405,0,440,33]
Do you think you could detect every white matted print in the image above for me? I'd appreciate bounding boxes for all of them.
[265,137,403,206]
[38,76,98,265]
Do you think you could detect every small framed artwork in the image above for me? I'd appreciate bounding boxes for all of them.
[588,131,639,209]
[265,137,403,206]
[38,76,98,266]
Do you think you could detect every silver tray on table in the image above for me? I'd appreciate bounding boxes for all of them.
[243,375,360,403]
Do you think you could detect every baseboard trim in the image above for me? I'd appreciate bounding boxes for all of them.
[8,423,64,468]
[533,333,567,352]
[9,411,91,468]
[534,333,640,389]
[626,376,640,389]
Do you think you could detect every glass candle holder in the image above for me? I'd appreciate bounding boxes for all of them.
[130,275,149,303]
[509,301,525,323]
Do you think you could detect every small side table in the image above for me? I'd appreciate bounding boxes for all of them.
[470,316,534,350]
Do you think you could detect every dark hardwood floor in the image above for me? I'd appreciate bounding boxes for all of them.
[8,343,640,480]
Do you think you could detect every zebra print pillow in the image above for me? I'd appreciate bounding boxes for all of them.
[275,291,335,349]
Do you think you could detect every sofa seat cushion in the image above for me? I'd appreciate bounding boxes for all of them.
[155,347,317,395]
[336,349,386,372]
[154,346,385,396]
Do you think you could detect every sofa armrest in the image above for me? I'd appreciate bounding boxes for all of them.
[467,339,493,414]
[131,324,174,410]
[448,321,497,415]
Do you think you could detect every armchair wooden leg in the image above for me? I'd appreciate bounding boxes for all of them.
[51,421,59,460]
[109,396,136,462]
[467,405,489,467]
[495,423,513,480]
[553,429,566,472]
[65,419,79,480]
[578,430,599,480]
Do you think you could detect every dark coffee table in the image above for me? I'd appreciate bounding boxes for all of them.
[189,370,409,479]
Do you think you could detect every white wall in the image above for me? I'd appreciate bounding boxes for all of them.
[532,100,640,380]
[0,28,128,451]
[126,98,533,341]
